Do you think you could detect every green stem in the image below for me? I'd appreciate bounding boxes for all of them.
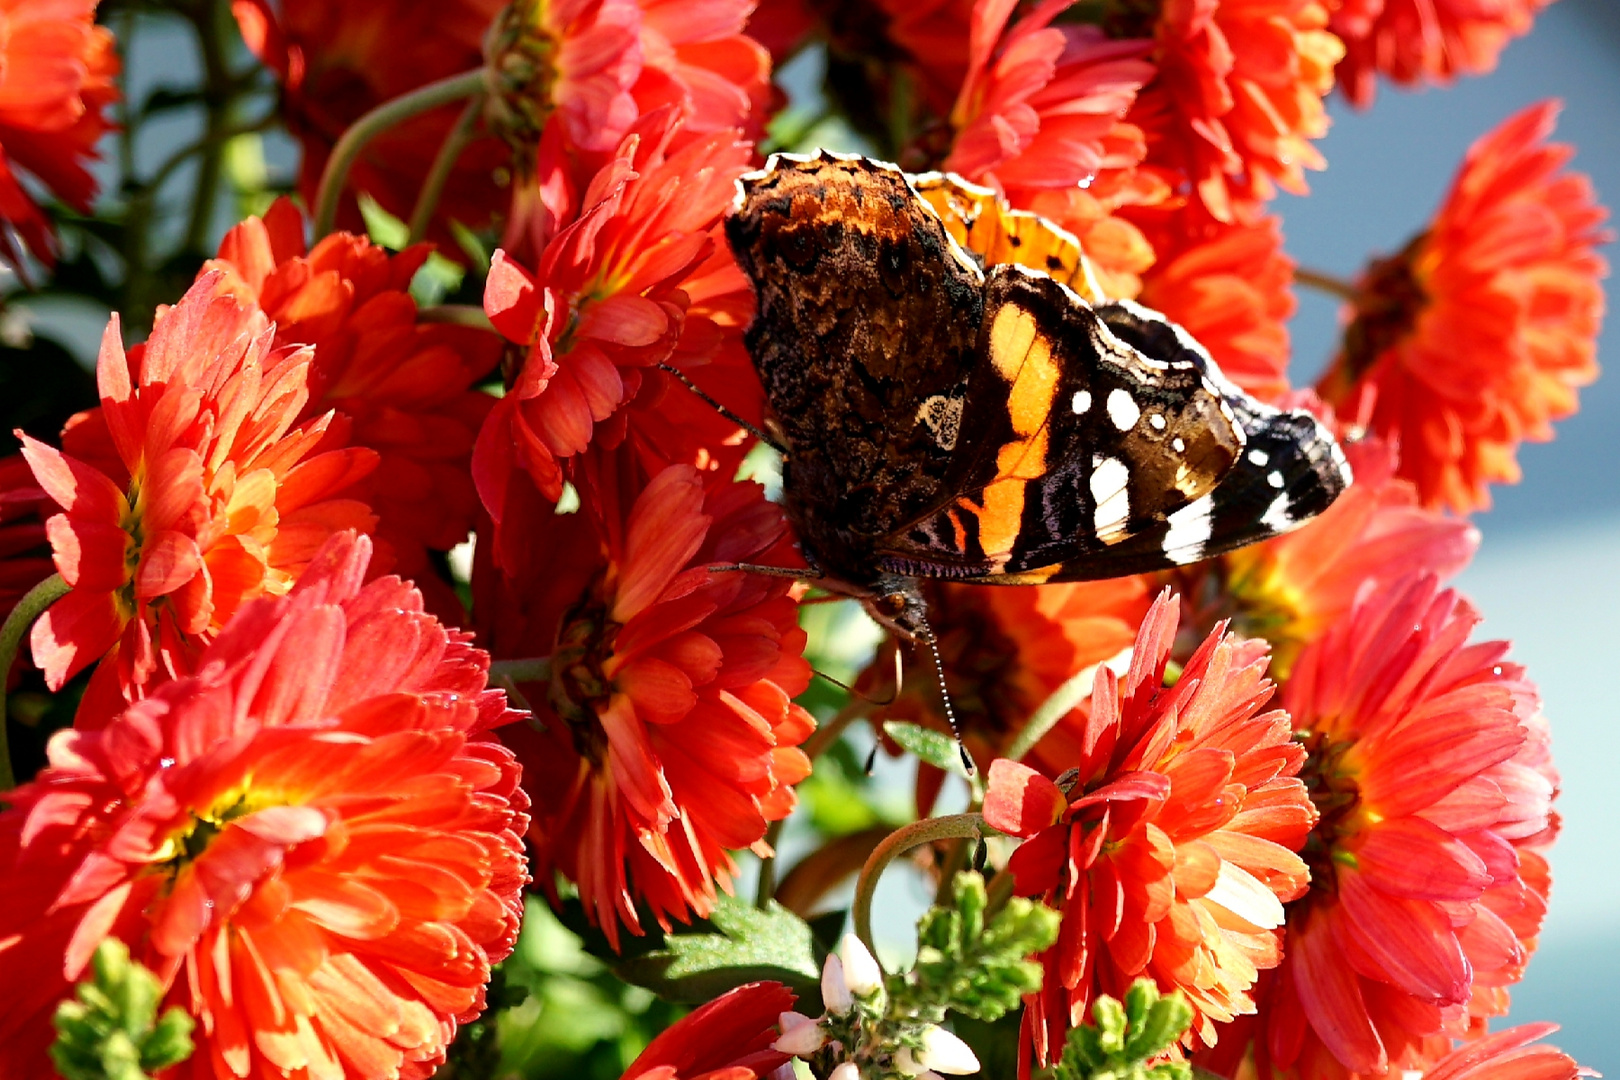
[853,813,984,959]
[1294,267,1360,303]
[1,574,70,791]
[754,817,788,910]
[313,68,488,240]
[184,0,235,253]
[800,697,870,762]
[418,304,496,331]
[486,656,551,684]
[408,96,484,245]
[1005,662,1100,763]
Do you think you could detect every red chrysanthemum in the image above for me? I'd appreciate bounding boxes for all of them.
[233,0,520,242]
[18,274,378,698]
[0,531,529,1079]
[1179,433,1477,677]
[1317,101,1610,513]
[1419,1024,1585,1080]
[0,453,55,622]
[866,577,1152,813]
[621,982,795,1080]
[1123,0,1343,223]
[0,0,118,271]
[633,0,772,144]
[983,591,1315,1070]
[1330,0,1553,108]
[205,198,502,620]
[477,112,759,549]
[485,465,813,948]
[1132,210,1296,402]
[1201,575,1558,1080]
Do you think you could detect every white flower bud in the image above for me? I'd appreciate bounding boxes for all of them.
[915,1025,980,1075]
[836,933,884,998]
[829,1063,861,1080]
[894,1047,924,1076]
[772,1015,827,1057]
[822,952,853,1015]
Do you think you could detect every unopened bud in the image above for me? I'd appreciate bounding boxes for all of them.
[829,1063,861,1080]
[915,1025,980,1075]
[773,1014,827,1057]
[822,952,853,1015]
[836,934,883,998]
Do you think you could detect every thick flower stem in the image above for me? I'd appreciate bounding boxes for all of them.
[1005,662,1099,762]
[408,96,485,245]
[1295,266,1361,302]
[853,812,985,960]
[313,68,488,240]
[0,573,69,791]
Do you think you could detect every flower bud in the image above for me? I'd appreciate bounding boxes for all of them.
[914,1025,980,1075]
[829,1064,861,1080]
[773,1012,827,1056]
[822,952,853,1015]
[836,933,884,998]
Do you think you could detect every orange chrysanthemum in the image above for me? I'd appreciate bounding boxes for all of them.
[1133,211,1295,402]
[1200,575,1557,1080]
[983,591,1316,1069]
[1330,0,1552,108]
[1317,101,1610,513]
[0,0,118,271]
[486,465,813,947]
[234,0,518,242]
[0,532,529,1079]
[1179,433,1477,677]
[633,0,773,143]
[621,982,795,1080]
[866,577,1152,812]
[206,198,502,619]
[1122,0,1343,223]
[18,274,378,698]
[477,113,758,547]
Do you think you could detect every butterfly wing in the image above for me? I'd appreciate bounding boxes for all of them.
[726,152,990,585]
[876,276,1351,582]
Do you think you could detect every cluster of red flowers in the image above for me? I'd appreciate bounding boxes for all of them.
[0,0,1606,1077]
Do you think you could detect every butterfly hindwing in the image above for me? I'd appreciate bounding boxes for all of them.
[725,152,988,584]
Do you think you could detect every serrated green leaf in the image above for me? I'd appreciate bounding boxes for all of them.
[612,895,823,1005]
[883,720,970,777]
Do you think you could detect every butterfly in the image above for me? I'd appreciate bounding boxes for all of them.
[723,150,1351,643]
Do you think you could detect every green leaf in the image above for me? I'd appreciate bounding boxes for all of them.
[612,895,823,1006]
[1047,979,1194,1080]
[888,871,1059,1024]
[883,720,970,777]
[50,939,195,1080]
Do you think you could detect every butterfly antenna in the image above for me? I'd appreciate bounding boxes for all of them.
[656,362,786,452]
[917,618,975,775]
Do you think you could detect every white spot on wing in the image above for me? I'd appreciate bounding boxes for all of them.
[916,395,964,451]
[1107,388,1140,432]
[1091,456,1130,540]
[1268,470,1285,489]
[1163,495,1213,565]
[1072,389,1092,415]
[1261,491,1295,534]
[1248,449,1269,466]
[1172,437,1186,453]
[1149,413,1166,431]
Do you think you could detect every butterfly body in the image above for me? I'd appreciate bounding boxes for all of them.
[725,151,1350,637]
